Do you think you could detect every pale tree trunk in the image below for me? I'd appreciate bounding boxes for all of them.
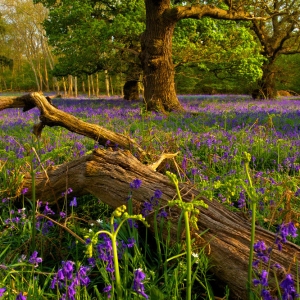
[44,60,49,92]
[62,77,67,97]
[88,75,91,97]
[110,76,114,95]
[91,74,95,96]
[68,75,73,97]
[82,79,86,93]
[140,0,183,113]
[96,73,99,97]
[29,59,40,91]
[74,76,78,97]
[105,70,110,96]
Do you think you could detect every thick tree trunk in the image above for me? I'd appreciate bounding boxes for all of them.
[139,0,184,113]
[253,60,277,99]
[2,93,300,299]
[123,80,140,101]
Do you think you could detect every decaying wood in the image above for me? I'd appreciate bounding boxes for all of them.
[20,149,300,300]
[2,93,300,299]
[0,92,147,159]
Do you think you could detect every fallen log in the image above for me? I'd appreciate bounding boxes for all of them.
[20,148,300,299]
[2,93,300,299]
[0,92,146,159]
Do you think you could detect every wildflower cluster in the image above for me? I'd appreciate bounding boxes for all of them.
[133,268,148,299]
[28,251,43,268]
[36,201,55,235]
[275,222,298,251]
[252,222,299,299]
[50,261,90,300]
[141,189,165,217]
[4,208,27,229]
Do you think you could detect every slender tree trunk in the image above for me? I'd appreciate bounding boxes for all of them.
[68,75,73,97]
[140,0,183,113]
[62,77,67,97]
[96,73,99,97]
[82,79,86,94]
[110,76,114,96]
[88,75,91,98]
[44,60,49,92]
[74,76,78,98]
[105,70,110,96]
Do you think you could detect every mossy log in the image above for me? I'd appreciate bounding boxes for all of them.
[1,93,300,299]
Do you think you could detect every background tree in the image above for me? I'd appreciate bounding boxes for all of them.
[173,18,264,94]
[37,0,274,112]
[0,0,53,91]
[249,0,300,98]
[40,0,145,97]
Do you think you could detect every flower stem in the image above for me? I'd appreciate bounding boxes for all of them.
[184,210,192,300]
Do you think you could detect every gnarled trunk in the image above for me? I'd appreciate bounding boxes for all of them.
[253,61,277,99]
[139,0,183,113]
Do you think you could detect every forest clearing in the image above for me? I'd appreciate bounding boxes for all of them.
[1,93,300,299]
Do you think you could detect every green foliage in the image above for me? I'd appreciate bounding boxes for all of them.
[173,18,264,94]
[40,0,145,78]
[275,54,300,94]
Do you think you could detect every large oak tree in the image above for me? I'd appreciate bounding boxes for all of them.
[37,0,276,112]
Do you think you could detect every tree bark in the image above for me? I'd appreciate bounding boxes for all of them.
[139,0,184,113]
[2,93,300,299]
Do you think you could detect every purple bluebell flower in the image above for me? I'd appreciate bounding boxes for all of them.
[50,260,90,298]
[182,155,187,171]
[21,188,28,195]
[128,218,138,229]
[62,188,73,196]
[76,266,90,286]
[133,268,148,299]
[87,257,96,267]
[253,240,270,266]
[97,235,114,274]
[42,220,54,235]
[154,189,162,198]
[276,222,298,250]
[0,287,6,297]
[59,211,66,218]
[103,285,112,298]
[70,197,77,207]
[127,237,135,248]
[130,179,142,189]
[157,209,168,219]
[280,274,299,300]
[16,293,27,300]
[260,289,273,300]
[43,202,55,215]
[237,190,246,209]
[28,251,42,267]
[253,270,268,287]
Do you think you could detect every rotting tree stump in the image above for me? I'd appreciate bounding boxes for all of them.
[1,93,300,299]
